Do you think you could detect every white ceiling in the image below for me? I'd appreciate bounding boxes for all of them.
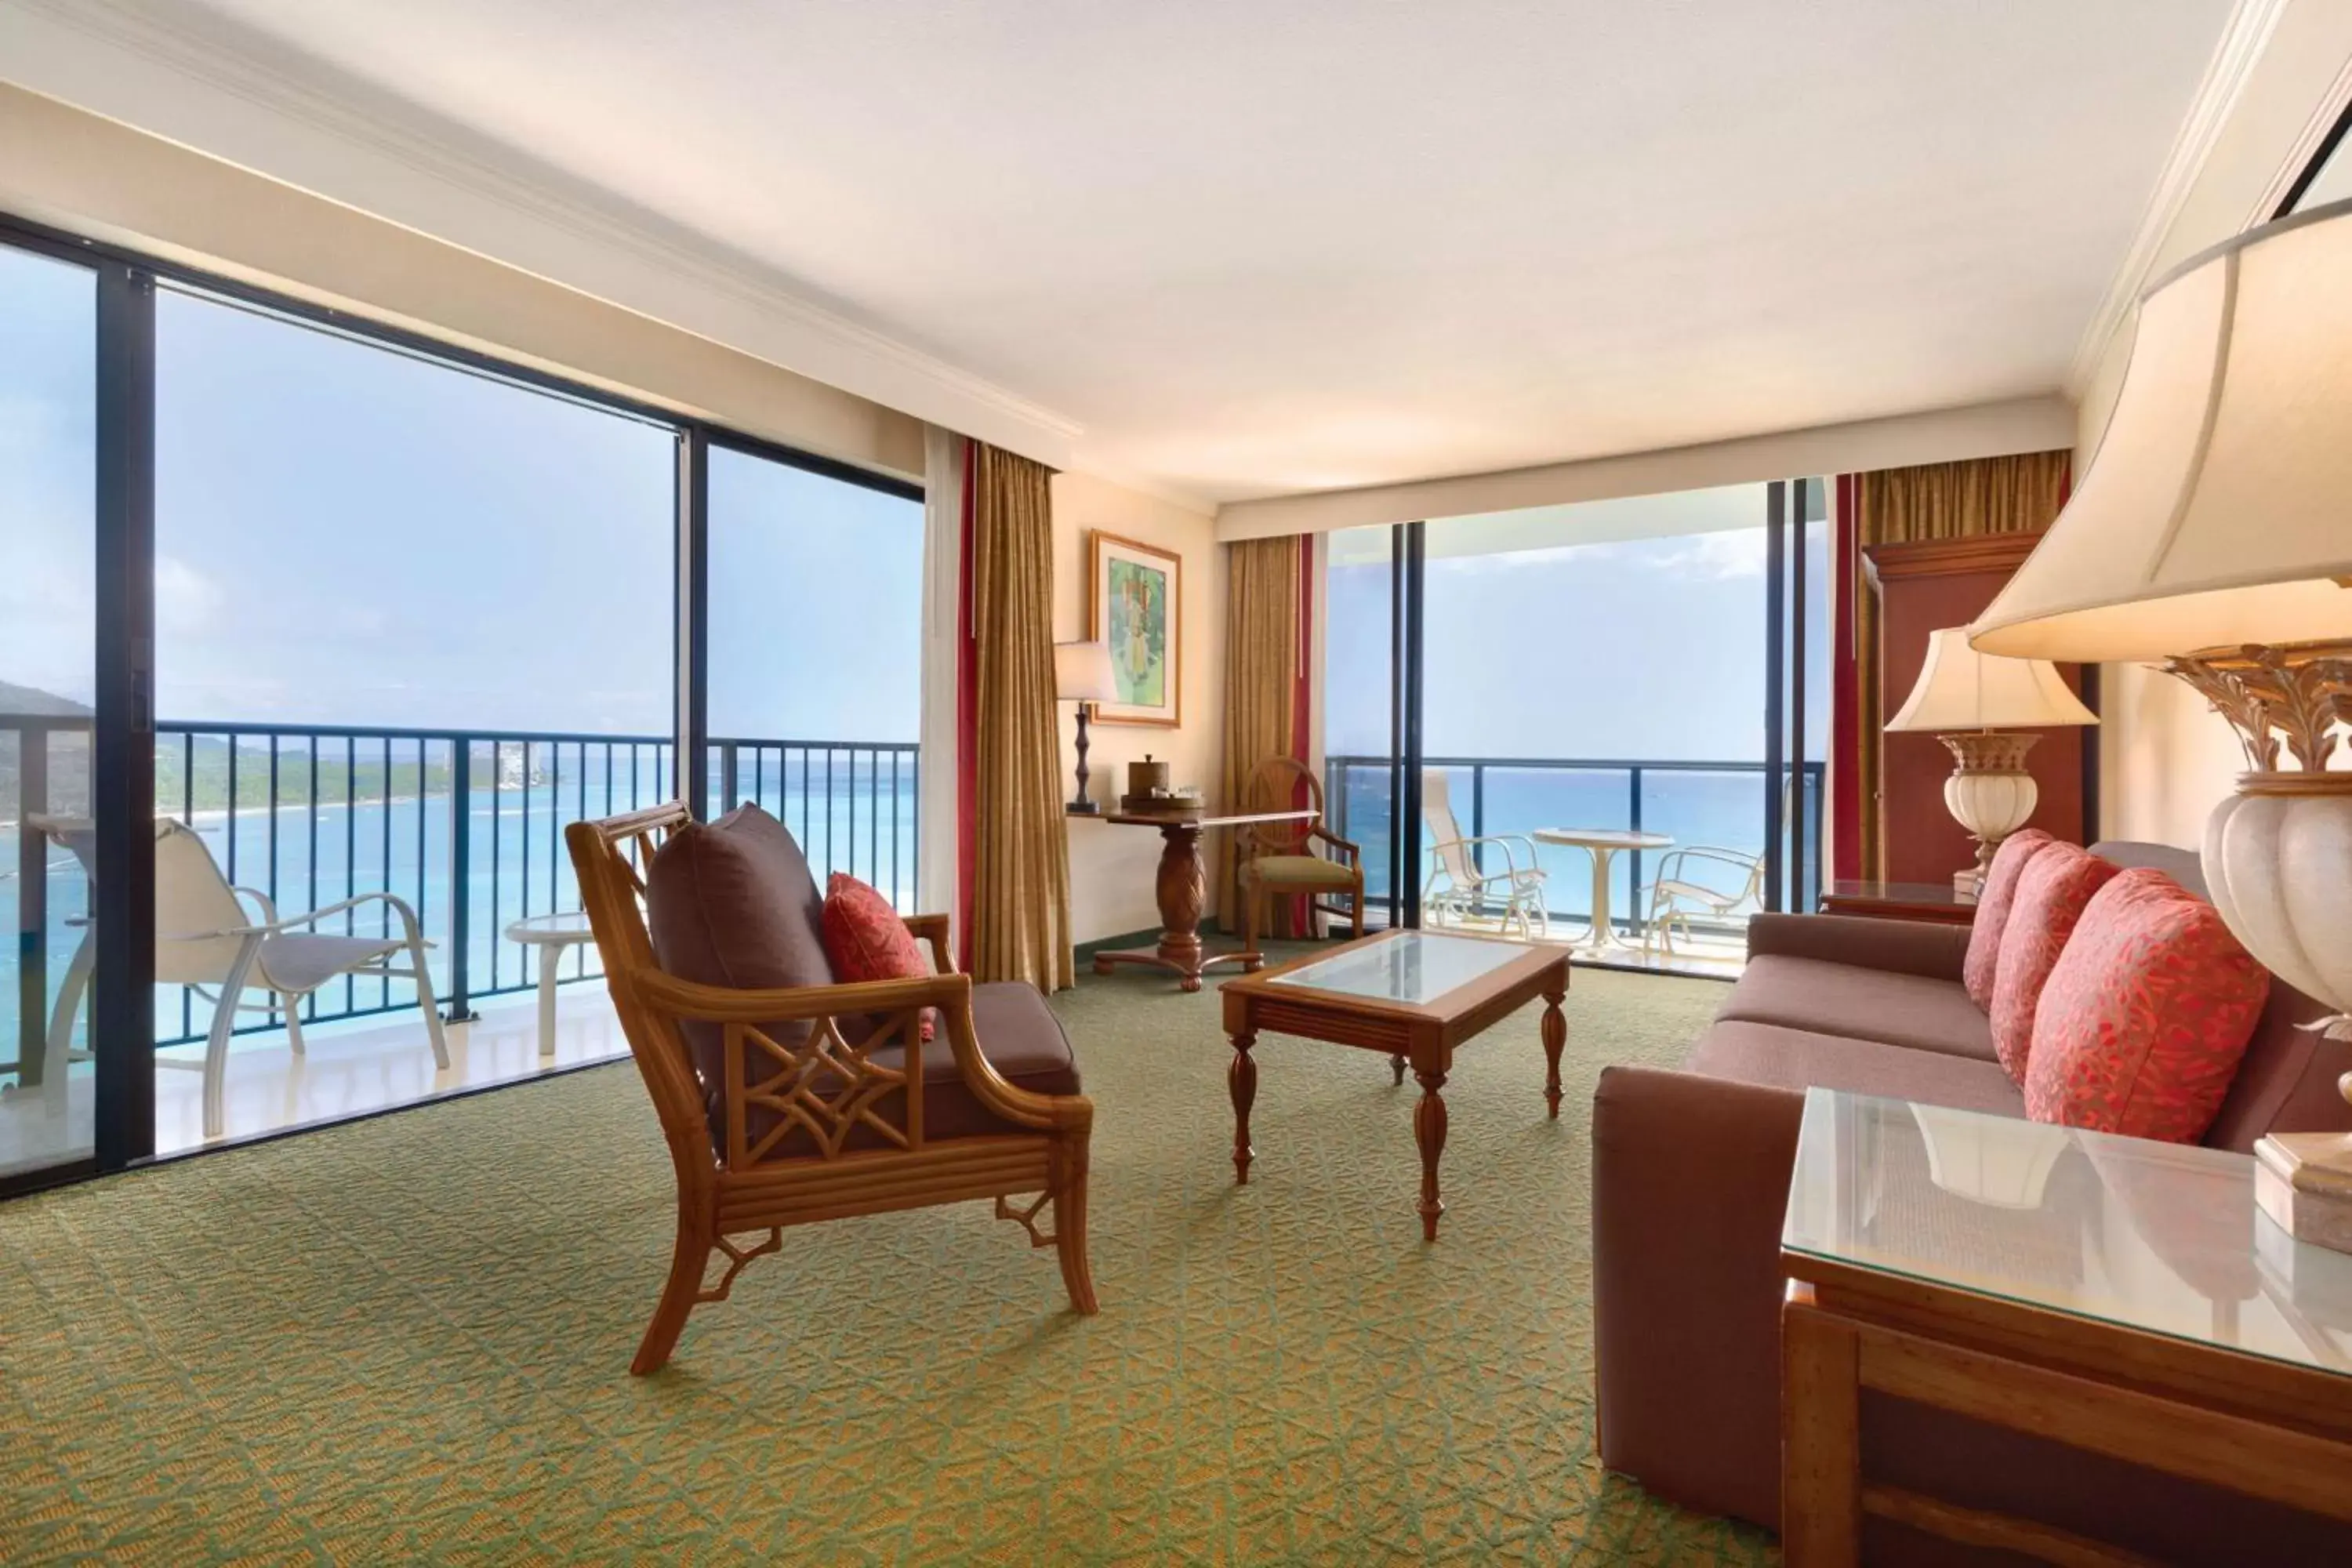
[19,0,2245,506]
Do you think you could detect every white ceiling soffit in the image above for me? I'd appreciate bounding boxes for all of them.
[0,0,2248,512]
[0,0,1086,473]
[1327,483,1774,566]
[1218,394,2077,541]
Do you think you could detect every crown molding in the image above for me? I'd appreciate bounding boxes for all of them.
[2063,0,2288,400]
[0,0,1084,463]
[2246,46,2352,222]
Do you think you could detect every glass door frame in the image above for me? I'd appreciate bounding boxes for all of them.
[1,206,927,1198]
[680,426,928,826]
[1,222,157,1195]
[1352,481,1827,954]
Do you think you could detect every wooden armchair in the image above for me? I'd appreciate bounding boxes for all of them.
[1233,757,1364,951]
[566,801,1097,1376]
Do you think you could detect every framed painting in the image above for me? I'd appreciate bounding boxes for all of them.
[1089,530,1182,727]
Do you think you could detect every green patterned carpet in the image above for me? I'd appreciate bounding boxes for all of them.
[0,955,1773,1566]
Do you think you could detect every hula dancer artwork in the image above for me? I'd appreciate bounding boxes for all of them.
[1088,532,1183,726]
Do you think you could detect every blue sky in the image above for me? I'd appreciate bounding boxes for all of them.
[2,253,922,742]
[1327,523,1831,764]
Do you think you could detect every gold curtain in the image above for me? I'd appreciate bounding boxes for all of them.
[1219,536,1302,935]
[971,443,1075,991]
[1853,450,2071,878]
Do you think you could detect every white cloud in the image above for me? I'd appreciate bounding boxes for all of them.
[155,555,226,635]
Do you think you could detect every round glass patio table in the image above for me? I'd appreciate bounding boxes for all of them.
[1530,827,1673,954]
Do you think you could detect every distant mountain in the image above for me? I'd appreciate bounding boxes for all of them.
[0,681,93,719]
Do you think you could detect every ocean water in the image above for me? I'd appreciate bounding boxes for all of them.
[2,768,917,1065]
[1331,762,1823,924]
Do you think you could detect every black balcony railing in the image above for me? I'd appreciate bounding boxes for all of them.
[2,715,916,1061]
[1326,753,1827,933]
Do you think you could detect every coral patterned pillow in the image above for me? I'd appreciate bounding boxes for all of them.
[1989,844,2118,1083]
[1963,829,2056,1011]
[2024,869,2270,1144]
[821,873,934,1040]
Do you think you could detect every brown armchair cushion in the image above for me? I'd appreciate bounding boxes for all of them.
[644,804,838,1123]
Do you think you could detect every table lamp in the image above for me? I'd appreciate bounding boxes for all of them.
[1054,640,1116,815]
[1885,626,2098,891]
[1971,194,2352,1249]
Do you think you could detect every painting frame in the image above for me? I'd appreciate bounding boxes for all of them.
[1088,530,1183,728]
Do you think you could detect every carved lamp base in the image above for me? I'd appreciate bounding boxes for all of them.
[1934,730,2043,880]
[2162,641,2352,1051]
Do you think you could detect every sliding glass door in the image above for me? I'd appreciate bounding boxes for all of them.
[2,237,154,1189]
[699,437,927,907]
[1323,480,1828,964]
[1,210,927,1192]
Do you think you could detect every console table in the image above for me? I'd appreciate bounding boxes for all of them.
[1780,1089,2352,1565]
[1091,808,1315,992]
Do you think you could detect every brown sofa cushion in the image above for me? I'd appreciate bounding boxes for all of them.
[1686,1019,2024,1117]
[1717,955,1997,1062]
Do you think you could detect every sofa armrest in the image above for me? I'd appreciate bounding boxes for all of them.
[1745,911,1970,982]
[1592,1065,1805,1530]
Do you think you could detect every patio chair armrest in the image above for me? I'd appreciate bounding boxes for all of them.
[230,884,282,925]
[273,890,432,946]
[899,912,956,975]
[1450,833,1533,877]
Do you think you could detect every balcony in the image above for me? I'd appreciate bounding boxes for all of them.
[3,713,916,1159]
[1327,753,1825,970]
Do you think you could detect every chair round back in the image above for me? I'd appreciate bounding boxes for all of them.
[1243,757,1320,853]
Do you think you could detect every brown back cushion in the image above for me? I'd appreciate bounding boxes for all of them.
[644,804,837,1123]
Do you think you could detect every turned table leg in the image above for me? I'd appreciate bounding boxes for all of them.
[1541,988,1566,1119]
[1152,822,1208,990]
[1230,1029,1258,1185]
[1414,1067,1449,1241]
[1390,1053,1406,1086]
[1091,820,1216,990]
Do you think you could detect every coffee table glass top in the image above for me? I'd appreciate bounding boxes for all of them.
[1266,930,1530,1005]
[1784,1088,2352,1377]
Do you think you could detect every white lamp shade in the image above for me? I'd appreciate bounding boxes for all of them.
[1054,640,1116,702]
[1886,627,2099,732]
[1973,197,2352,661]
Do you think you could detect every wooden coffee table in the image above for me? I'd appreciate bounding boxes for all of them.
[1218,928,1570,1240]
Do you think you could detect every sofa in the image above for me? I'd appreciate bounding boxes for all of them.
[1592,841,2352,1562]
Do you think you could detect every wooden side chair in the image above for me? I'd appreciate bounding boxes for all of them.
[1233,757,1364,954]
[566,800,1097,1375]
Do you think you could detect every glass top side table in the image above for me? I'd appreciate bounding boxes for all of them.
[1777,1088,2352,1565]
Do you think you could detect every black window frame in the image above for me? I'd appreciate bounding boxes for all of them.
[0,206,922,1197]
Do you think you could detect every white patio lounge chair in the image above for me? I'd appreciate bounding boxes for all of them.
[1419,770,1549,939]
[45,820,451,1138]
[1640,845,1767,957]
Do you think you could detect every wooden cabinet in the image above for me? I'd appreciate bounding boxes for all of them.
[1864,533,2089,885]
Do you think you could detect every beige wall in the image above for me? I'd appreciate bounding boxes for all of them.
[2073,2,2352,849]
[1051,473,1227,943]
[0,82,924,479]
